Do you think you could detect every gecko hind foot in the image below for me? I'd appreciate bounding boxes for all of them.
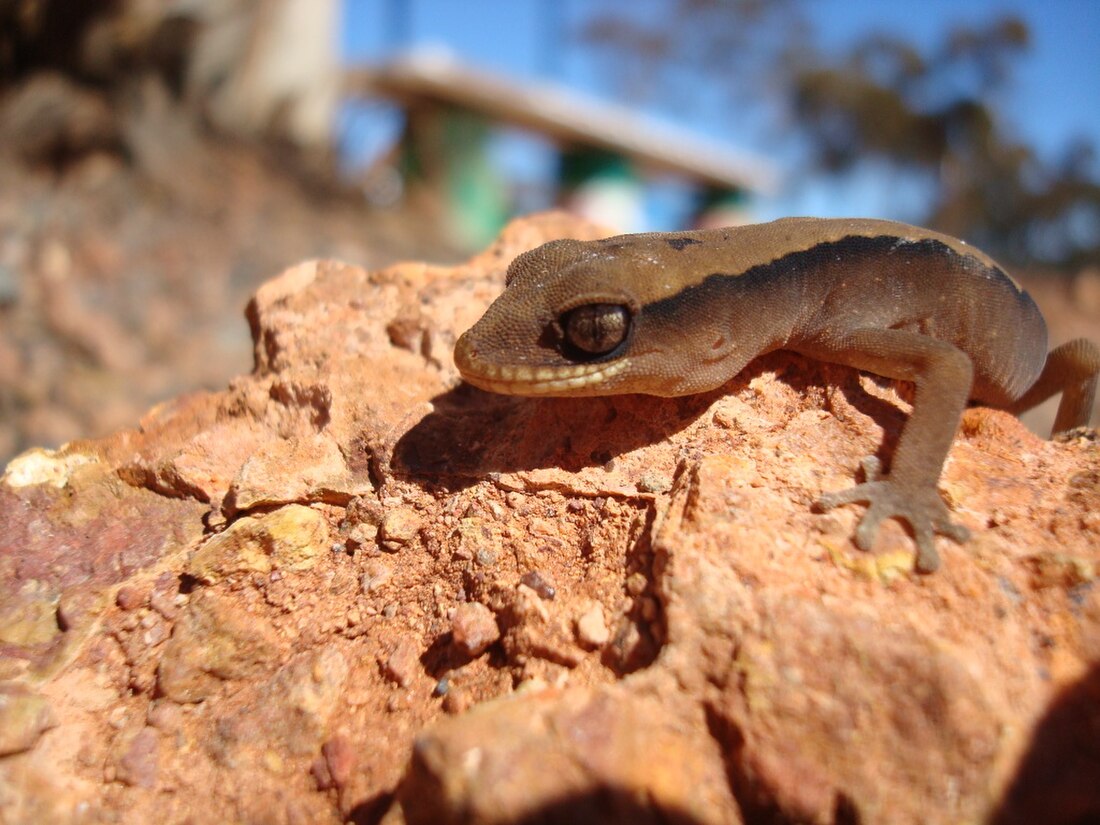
[815,456,970,573]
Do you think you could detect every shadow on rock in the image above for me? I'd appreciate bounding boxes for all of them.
[991,661,1100,825]
[397,782,712,825]
[391,351,912,491]
[390,381,726,487]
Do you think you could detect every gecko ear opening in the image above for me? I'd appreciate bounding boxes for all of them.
[561,304,630,356]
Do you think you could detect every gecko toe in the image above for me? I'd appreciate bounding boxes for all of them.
[818,474,968,571]
[913,536,942,573]
[815,479,877,512]
[858,455,883,482]
[853,506,886,552]
[938,520,971,544]
[815,490,845,511]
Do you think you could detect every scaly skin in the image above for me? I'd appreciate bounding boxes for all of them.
[455,218,1100,571]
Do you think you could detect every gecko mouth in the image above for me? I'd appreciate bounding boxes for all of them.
[454,334,627,395]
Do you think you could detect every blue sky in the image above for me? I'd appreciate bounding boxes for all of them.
[340,0,1100,229]
[810,0,1099,159]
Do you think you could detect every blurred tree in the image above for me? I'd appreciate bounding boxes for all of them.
[581,0,1100,268]
[0,0,341,176]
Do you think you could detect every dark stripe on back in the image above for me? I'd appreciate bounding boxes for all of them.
[642,234,1022,320]
[666,237,701,251]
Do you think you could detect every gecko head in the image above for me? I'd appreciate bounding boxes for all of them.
[454,239,641,396]
[453,235,735,397]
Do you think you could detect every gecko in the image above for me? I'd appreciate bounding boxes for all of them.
[453,218,1100,572]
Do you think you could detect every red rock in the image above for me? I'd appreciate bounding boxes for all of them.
[360,558,393,593]
[115,585,146,611]
[451,602,500,657]
[380,507,423,551]
[115,726,159,788]
[320,735,356,789]
[1,214,1097,825]
[500,584,585,669]
[574,603,610,649]
[383,637,421,688]
[156,591,281,703]
[400,683,738,825]
[229,432,371,512]
[0,688,54,756]
[519,570,556,600]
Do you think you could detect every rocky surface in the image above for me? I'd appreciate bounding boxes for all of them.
[0,76,466,470]
[1,212,1099,824]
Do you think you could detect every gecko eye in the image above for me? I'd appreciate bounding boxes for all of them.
[561,304,630,355]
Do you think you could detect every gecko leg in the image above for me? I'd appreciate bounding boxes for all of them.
[801,328,974,572]
[1009,338,1100,434]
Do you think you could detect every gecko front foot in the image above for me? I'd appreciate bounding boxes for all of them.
[815,456,970,573]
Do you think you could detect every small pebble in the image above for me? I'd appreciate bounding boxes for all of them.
[576,603,610,649]
[360,559,393,593]
[149,588,179,621]
[520,570,556,600]
[380,508,422,551]
[451,602,500,656]
[346,496,385,526]
[625,572,648,597]
[382,638,420,687]
[637,474,671,493]
[116,727,159,789]
[442,687,473,715]
[474,548,498,567]
[344,522,378,550]
[320,736,355,788]
[142,621,168,646]
[115,586,146,611]
[146,701,182,732]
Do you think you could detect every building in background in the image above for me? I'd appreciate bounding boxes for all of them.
[347,48,777,248]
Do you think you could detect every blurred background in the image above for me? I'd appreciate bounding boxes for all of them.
[1,0,1098,467]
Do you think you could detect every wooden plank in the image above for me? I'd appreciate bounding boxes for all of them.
[346,50,778,193]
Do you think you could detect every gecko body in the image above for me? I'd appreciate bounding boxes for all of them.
[454,218,1100,571]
